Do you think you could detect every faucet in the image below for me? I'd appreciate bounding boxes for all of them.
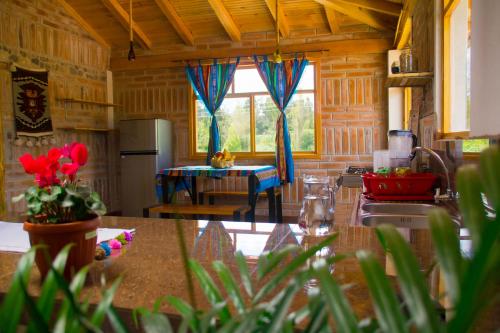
[410,146,454,202]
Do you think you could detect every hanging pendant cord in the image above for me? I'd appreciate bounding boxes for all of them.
[276,0,280,49]
[129,0,133,42]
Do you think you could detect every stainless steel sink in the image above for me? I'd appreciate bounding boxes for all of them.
[359,202,461,229]
[361,203,435,215]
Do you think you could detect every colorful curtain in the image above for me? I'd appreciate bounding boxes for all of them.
[185,58,240,164]
[253,56,308,183]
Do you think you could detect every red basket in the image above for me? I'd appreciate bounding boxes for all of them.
[361,172,438,196]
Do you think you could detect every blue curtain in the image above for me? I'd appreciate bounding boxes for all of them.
[253,55,308,183]
[186,58,240,164]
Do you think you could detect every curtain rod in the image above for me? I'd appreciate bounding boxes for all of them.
[176,49,328,64]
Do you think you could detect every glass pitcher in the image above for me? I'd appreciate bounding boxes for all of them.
[298,175,338,236]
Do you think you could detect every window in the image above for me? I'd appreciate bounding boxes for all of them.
[443,0,489,153]
[190,63,320,159]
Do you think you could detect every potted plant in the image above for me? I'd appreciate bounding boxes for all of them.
[13,142,106,279]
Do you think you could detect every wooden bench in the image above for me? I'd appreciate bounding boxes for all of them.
[198,189,283,222]
[198,189,282,204]
[143,204,251,221]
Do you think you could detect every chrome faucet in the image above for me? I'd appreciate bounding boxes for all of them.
[410,146,454,202]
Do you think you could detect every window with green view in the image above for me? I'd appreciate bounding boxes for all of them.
[193,64,318,157]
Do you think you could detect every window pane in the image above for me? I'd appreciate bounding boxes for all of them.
[254,93,315,153]
[287,93,315,152]
[449,0,470,132]
[296,64,315,90]
[234,68,267,93]
[462,139,489,153]
[196,97,251,153]
[255,95,279,152]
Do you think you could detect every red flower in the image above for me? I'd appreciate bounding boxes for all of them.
[61,142,77,159]
[19,154,37,174]
[70,143,88,166]
[61,163,79,181]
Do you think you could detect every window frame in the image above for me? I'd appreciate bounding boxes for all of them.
[442,0,471,139]
[188,62,321,160]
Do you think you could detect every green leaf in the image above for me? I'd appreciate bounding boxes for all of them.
[141,312,173,333]
[106,306,129,333]
[303,290,328,333]
[166,296,199,332]
[0,246,37,333]
[356,250,408,333]
[189,259,231,324]
[448,215,500,332]
[257,244,299,280]
[428,208,463,305]
[479,146,500,210]
[212,260,246,314]
[18,277,50,333]
[235,251,253,297]
[253,233,338,303]
[90,276,123,326]
[315,259,362,333]
[457,165,487,249]
[376,225,441,333]
[267,282,302,333]
[28,244,72,331]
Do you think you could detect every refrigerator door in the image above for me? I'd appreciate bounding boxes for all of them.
[120,119,157,152]
[120,154,158,217]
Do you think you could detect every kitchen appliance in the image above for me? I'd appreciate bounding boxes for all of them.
[120,119,173,217]
[298,175,339,236]
[388,130,417,168]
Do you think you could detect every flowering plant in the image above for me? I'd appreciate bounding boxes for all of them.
[13,142,106,224]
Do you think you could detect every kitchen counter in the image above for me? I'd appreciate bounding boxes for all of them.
[0,202,435,328]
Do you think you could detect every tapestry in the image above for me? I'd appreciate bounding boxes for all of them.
[11,66,53,140]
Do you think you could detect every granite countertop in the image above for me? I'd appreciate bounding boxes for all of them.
[0,202,435,327]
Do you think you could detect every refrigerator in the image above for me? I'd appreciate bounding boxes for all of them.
[120,119,173,217]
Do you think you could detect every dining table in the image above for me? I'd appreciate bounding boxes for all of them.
[156,165,283,222]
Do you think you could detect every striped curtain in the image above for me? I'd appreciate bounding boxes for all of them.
[253,55,309,183]
[186,58,240,164]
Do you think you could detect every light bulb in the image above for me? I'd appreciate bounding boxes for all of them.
[127,41,135,61]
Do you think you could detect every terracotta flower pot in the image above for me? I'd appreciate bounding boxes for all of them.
[23,216,101,280]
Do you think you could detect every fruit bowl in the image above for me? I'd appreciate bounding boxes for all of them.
[211,149,235,169]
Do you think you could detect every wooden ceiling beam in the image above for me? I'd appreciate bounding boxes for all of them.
[110,38,392,70]
[154,0,194,46]
[100,0,153,49]
[207,0,241,41]
[324,8,340,34]
[57,0,110,48]
[334,0,402,17]
[315,0,395,31]
[394,0,417,49]
[264,0,290,38]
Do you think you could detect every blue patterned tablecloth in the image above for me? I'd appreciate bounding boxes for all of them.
[156,165,281,200]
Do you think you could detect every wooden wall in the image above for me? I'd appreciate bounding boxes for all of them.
[0,0,118,215]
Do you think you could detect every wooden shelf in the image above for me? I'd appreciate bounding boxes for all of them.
[57,98,120,107]
[58,127,112,132]
[386,72,433,87]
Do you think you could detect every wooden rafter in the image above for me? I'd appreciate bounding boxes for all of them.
[334,0,402,17]
[57,0,110,48]
[315,0,394,31]
[207,0,241,41]
[110,38,392,70]
[154,0,194,46]
[264,0,290,38]
[394,0,417,48]
[324,8,340,34]
[100,0,152,49]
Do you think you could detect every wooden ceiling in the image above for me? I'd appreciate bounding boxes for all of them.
[58,0,406,69]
